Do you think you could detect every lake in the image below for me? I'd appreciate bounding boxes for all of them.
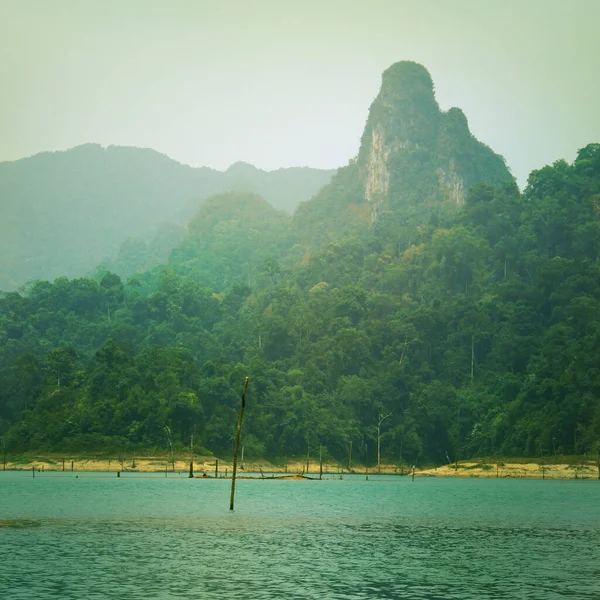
[1,472,599,599]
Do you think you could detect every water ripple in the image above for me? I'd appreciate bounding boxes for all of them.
[1,474,599,599]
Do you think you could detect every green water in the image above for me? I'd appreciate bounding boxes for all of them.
[1,473,599,599]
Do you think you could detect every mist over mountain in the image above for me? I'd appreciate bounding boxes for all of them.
[0,145,333,290]
[181,162,334,223]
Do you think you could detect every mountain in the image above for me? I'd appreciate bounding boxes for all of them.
[0,145,333,290]
[2,60,599,466]
[2,143,599,462]
[170,192,290,291]
[182,162,335,222]
[293,61,515,246]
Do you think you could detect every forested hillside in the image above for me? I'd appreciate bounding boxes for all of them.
[1,63,599,465]
[0,145,333,290]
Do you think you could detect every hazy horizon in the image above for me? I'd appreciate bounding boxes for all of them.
[1,0,599,187]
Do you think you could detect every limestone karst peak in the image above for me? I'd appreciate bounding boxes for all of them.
[379,61,436,102]
[356,61,511,215]
[292,60,514,245]
[359,62,440,164]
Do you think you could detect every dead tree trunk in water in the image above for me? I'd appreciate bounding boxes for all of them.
[348,440,352,472]
[230,377,249,511]
[319,446,323,480]
[189,433,194,478]
[306,439,310,474]
[377,410,393,474]
[164,425,174,471]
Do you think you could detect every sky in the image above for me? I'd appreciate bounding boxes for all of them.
[1,0,599,188]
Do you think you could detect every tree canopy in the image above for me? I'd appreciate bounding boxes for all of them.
[1,144,599,464]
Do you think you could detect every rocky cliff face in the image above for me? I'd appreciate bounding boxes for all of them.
[292,61,516,248]
[357,61,513,221]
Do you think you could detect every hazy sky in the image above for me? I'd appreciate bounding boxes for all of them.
[1,0,598,187]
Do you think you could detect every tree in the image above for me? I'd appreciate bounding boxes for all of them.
[377,408,393,473]
[45,347,76,390]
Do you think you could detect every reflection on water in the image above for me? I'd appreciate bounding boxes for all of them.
[1,473,599,599]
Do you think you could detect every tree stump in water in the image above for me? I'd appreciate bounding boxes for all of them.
[230,376,249,511]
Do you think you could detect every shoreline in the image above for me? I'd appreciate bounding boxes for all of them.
[416,460,600,480]
[2,455,599,480]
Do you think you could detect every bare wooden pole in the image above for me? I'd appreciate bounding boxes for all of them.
[306,439,310,474]
[319,446,323,480]
[189,433,194,478]
[230,376,249,511]
[348,440,352,471]
[377,410,393,474]
[164,425,174,471]
[215,459,219,479]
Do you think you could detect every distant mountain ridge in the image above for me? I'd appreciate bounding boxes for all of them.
[181,160,335,223]
[0,144,333,290]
